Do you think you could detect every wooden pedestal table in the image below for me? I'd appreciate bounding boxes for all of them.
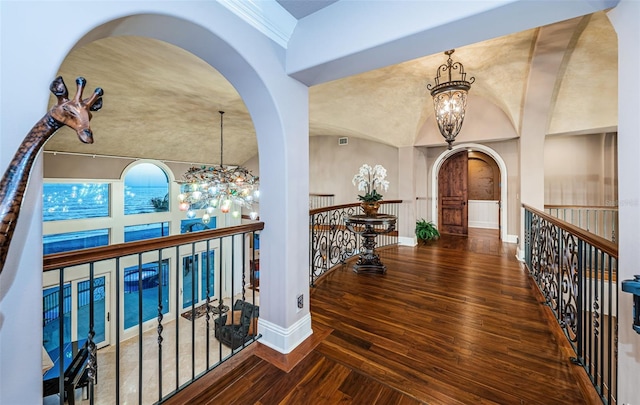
[344,214,397,274]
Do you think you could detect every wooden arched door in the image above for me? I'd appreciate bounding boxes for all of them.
[438,151,468,235]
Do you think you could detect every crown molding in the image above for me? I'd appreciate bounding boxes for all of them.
[218,0,296,48]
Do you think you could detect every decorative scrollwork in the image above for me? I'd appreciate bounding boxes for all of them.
[310,205,391,285]
[524,206,618,403]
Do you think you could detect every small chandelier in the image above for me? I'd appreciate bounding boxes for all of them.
[427,49,475,150]
[176,111,259,224]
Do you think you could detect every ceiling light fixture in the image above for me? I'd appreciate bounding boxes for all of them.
[427,49,474,150]
[176,111,259,224]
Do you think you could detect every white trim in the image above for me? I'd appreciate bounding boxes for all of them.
[218,0,296,48]
[398,236,417,246]
[505,234,518,244]
[431,143,509,241]
[258,313,313,354]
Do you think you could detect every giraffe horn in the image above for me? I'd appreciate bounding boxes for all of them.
[73,77,87,103]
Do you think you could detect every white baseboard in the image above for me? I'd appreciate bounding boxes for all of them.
[398,236,416,246]
[258,313,313,354]
[504,234,518,244]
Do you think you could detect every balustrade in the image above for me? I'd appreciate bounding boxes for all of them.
[309,200,400,286]
[545,205,618,243]
[524,205,617,404]
[42,222,262,405]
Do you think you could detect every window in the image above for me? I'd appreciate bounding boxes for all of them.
[180,217,216,233]
[123,260,170,329]
[43,229,109,255]
[43,183,109,221]
[124,163,170,215]
[124,222,170,242]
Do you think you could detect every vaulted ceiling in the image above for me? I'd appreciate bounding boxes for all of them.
[44,7,617,166]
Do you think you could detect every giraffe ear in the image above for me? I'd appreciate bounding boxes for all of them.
[49,76,69,100]
[90,97,103,112]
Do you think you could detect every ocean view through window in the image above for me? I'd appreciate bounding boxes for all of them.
[43,183,109,221]
[43,229,109,254]
[43,163,173,254]
[124,163,169,215]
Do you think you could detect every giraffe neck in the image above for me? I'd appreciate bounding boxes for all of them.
[0,114,63,271]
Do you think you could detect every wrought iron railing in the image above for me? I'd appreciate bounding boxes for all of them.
[545,205,618,243]
[309,200,400,286]
[523,205,617,404]
[42,222,263,405]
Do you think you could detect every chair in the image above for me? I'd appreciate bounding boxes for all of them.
[214,299,259,349]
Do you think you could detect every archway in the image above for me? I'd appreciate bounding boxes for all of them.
[32,7,310,356]
[431,143,509,241]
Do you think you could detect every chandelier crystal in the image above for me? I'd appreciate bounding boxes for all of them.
[427,49,475,150]
[176,111,259,222]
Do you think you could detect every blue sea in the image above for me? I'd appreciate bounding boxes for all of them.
[43,183,171,254]
[43,183,169,221]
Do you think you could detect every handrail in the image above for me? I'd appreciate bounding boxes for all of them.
[44,222,264,271]
[545,204,618,210]
[309,199,402,216]
[524,204,617,257]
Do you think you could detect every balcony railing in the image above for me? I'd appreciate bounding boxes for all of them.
[309,193,335,209]
[523,205,617,404]
[309,200,401,286]
[545,205,618,243]
[42,222,263,405]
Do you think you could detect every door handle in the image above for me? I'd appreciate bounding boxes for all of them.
[462,201,466,206]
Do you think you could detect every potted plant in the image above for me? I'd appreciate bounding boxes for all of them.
[415,219,440,244]
[352,164,389,216]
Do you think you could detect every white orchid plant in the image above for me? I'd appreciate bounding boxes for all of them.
[352,164,389,202]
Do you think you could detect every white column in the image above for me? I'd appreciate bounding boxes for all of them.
[519,18,583,256]
[608,1,640,402]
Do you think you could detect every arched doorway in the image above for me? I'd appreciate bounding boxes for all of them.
[431,143,508,240]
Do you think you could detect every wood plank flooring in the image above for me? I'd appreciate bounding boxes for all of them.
[166,229,599,405]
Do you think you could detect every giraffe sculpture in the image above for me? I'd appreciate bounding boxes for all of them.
[0,76,103,273]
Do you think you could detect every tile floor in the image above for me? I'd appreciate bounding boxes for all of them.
[44,294,259,405]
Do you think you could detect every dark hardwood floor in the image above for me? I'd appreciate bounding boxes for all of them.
[166,229,599,405]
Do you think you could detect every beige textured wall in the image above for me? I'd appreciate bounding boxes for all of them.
[544,132,617,205]
[309,136,398,205]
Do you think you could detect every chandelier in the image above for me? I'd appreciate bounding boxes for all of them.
[427,49,475,150]
[176,111,259,224]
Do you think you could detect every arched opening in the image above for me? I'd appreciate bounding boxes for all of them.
[431,143,508,241]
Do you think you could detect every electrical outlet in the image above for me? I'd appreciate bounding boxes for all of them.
[297,294,304,311]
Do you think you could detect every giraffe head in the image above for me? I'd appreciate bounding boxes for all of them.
[49,76,103,144]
